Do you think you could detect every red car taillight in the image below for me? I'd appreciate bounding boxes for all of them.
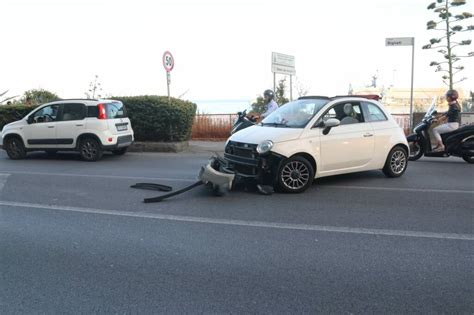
[97,103,107,119]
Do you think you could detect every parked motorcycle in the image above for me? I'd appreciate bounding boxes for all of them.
[231,109,257,135]
[406,102,474,164]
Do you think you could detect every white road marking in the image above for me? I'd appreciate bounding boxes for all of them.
[0,170,197,183]
[0,170,472,194]
[321,185,474,194]
[0,174,9,192]
[1,200,473,241]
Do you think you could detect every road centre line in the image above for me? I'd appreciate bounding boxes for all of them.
[0,170,472,194]
[1,200,473,241]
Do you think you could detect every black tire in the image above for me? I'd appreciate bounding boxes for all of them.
[5,136,27,160]
[383,146,408,178]
[462,156,474,164]
[112,147,128,155]
[79,137,103,161]
[45,150,58,156]
[408,139,423,161]
[277,156,314,193]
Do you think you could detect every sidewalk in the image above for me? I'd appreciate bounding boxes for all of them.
[186,141,226,154]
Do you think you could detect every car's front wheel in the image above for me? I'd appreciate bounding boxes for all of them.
[79,137,103,161]
[277,156,314,193]
[5,136,27,160]
[383,146,408,178]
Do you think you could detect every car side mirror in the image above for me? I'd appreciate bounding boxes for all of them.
[27,116,34,124]
[322,118,340,135]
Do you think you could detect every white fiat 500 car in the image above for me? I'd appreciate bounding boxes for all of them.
[1,99,134,161]
[223,95,408,193]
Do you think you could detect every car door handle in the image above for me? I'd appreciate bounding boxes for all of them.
[363,133,373,137]
[75,124,84,127]
[47,126,55,128]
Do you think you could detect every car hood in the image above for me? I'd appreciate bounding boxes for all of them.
[229,125,304,145]
[2,120,25,131]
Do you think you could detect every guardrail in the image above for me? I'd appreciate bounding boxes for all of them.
[191,113,473,140]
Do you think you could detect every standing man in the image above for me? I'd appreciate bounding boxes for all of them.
[261,89,279,119]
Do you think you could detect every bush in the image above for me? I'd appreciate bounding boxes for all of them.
[114,95,196,142]
[0,103,38,130]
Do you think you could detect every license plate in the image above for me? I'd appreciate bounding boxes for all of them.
[116,124,128,131]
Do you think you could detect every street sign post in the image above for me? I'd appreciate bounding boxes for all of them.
[163,51,174,103]
[386,37,415,130]
[272,52,296,100]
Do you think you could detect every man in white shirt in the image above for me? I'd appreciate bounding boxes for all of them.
[261,89,279,118]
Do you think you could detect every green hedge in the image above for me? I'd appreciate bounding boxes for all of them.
[114,95,196,142]
[0,96,196,142]
[0,104,38,130]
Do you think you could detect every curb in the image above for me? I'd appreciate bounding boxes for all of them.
[128,141,189,153]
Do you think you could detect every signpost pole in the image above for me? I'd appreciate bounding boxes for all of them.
[290,75,293,101]
[167,72,171,104]
[409,38,415,131]
[273,73,276,93]
[385,37,415,131]
[162,51,174,106]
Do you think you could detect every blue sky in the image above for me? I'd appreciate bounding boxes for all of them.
[1,0,473,102]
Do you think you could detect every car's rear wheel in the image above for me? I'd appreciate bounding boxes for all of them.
[112,147,128,155]
[462,156,474,164]
[5,137,27,160]
[383,146,408,178]
[79,137,103,161]
[277,156,314,193]
[408,139,423,161]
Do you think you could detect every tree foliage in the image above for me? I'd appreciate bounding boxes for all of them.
[22,89,60,105]
[423,0,473,88]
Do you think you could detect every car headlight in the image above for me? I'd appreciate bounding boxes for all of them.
[256,140,273,155]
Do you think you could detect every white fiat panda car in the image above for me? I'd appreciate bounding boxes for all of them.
[224,95,408,193]
[1,99,134,161]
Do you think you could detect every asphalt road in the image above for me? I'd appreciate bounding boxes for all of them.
[0,149,473,313]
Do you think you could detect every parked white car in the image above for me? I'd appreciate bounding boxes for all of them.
[224,95,408,193]
[1,99,134,161]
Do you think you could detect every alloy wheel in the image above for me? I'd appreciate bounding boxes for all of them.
[81,140,97,160]
[390,150,406,174]
[281,161,310,190]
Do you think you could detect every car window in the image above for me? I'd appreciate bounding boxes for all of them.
[363,102,387,122]
[321,102,364,125]
[60,103,85,121]
[106,102,127,119]
[31,105,60,123]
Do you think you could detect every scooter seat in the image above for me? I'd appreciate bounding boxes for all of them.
[441,124,474,140]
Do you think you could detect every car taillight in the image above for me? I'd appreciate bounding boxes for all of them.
[97,104,107,119]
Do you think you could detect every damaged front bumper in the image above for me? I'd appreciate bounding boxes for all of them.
[222,141,285,187]
[198,157,236,191]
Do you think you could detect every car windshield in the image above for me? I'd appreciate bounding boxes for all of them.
[261,99,329,128]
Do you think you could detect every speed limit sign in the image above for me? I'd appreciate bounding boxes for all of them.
[163,51,174,72]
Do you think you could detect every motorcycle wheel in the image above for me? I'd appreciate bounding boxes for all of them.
[462,156,474,164]
[408,140,423,161]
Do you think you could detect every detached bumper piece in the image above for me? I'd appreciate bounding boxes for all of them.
[131,156,236,203]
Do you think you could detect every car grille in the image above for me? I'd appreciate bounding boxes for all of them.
[224,141,259,176]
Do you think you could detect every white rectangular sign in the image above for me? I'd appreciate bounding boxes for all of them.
[385,37,414,46]
[272,52,295,75]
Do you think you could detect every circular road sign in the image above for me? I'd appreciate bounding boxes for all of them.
[163,51,174,72]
